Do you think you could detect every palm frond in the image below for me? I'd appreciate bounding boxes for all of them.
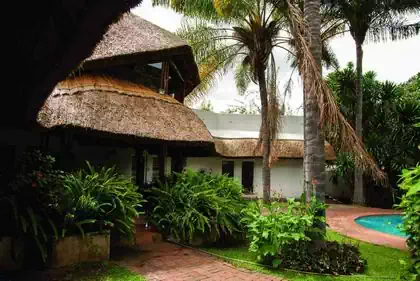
[234,56,252,95]
[321,41,339,70]
[178,19,245,105]
[368,15,420,42]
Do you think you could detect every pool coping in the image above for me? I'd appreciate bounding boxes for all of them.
[326,205,407,250]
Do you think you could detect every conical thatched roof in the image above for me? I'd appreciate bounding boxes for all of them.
[83,14,200,95]
[214,138,336,160]
[87,14,187,61]
[37,75,212,143]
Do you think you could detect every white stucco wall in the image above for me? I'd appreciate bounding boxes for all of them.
[185,157,222,174]
[186,157,304,199]
[194,110,304,140]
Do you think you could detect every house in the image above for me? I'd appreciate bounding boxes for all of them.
[1,14,335,201]
[1,14,213,189]
[185,110,336,199]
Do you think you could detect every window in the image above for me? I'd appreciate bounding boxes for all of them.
[242,161,254,193]
[152,156,160,181]
[222,161,234,177]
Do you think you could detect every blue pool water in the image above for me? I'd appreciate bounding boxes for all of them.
[355,215,407,238]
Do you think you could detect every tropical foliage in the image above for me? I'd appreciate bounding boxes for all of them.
[322,0,420,204]
[398,164,420,280]
[241,198,365,274]
[145,169,246,244]
[62,163,144,241]
[326,66,420,206]
[242,198,325,265]
[0,150,143,262]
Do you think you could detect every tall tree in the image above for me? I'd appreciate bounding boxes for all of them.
[303,0,325,204]
[154,0,338,202]
[322,0,420,205]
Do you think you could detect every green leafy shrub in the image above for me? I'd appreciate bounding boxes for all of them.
[242,198,326,265]
[277,241,365,275]
[62,162,144,241]
[242,198,365,275]
[145,169,246,244]
[398,164,420,280]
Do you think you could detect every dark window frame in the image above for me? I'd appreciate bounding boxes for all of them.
[222,160,234,177]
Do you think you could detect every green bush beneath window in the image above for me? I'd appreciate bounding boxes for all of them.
[145,169,246,245]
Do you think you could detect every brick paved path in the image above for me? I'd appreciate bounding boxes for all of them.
[114,229,284,281]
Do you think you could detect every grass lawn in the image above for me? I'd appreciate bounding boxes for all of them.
[202,230,409,281]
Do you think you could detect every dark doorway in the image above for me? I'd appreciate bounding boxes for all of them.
[222,160,234,177]
[132,150,145,190]
[242,161,254,193]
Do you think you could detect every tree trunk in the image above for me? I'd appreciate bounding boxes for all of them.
[257,66,271,203]
[353,41,365,205]
[304,0,325,211]
[303,0,326,249]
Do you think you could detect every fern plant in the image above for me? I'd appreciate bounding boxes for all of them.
[62,162,144,241]
[146,169,246,244]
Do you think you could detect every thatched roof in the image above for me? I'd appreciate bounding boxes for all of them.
[87,14,186,61]
[214,138,336,160]
[82,14,200,95]
[9,0,142,128]
[37,75,212,143]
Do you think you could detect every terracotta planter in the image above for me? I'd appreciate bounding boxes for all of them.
[49,232,110,268]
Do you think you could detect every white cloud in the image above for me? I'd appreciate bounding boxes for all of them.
[132,1,420,114]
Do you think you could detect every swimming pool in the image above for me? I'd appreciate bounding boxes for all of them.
[355,215,407,238]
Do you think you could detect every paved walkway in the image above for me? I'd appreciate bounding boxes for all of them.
[113,228,284,281]
[114,205,406,281]
[326,204,407,250]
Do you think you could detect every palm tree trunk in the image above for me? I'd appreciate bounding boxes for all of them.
[353,41,364,205]
[304,0,325,206]
[257,66,271,203]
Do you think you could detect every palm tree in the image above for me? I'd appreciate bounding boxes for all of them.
[154,0,339,203]
[302,0,325,205]
[322,0,420,205]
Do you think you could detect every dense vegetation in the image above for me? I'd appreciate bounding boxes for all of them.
[203,230,409,281]
[0,150,143,263]
[398,164,420,280]
[326,67,420,206]
[145,169,246,244]
[242,199,365,275]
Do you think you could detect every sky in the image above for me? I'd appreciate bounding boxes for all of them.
[132,0,420,115]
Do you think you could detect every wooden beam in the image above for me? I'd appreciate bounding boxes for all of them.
[159,143,167,182]
[160,61,170,94]
[135,149,145,190]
